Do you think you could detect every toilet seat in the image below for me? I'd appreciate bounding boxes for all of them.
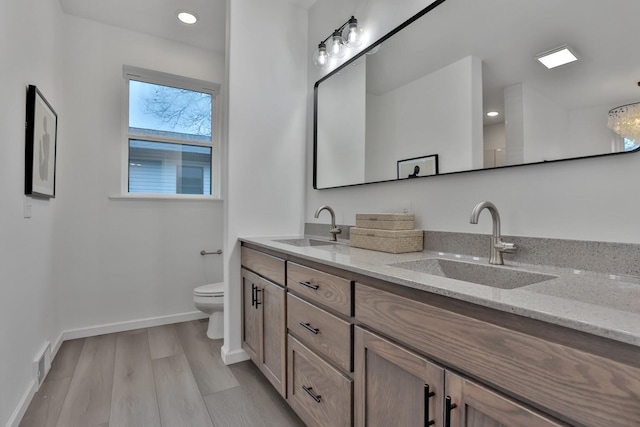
[194,282,224,297]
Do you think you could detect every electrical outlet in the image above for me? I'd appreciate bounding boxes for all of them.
[33,342,51,389]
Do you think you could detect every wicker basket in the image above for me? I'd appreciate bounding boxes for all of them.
[355,213,415,230]
[350,227,423,253]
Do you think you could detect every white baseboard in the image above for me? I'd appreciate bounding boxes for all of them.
[7,311,208,427]
[61,311,208,341]
[221,345,249,365]
[5,379,37,427]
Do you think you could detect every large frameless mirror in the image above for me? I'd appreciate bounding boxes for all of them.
[314,0,640,189]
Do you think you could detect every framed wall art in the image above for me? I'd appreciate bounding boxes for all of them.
[25,85,57,198]
[397,154,439,179]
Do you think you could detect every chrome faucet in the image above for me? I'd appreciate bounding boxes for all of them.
[469,201,517,265]
[314,205,342,242]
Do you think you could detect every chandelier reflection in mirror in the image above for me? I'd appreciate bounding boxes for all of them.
[607,102,640,142]
[312,16,362,70]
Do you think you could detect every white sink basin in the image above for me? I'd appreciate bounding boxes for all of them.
[389,258,557,289]
[273,238,347,248]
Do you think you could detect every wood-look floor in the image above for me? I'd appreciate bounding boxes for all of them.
[19,319,305,427]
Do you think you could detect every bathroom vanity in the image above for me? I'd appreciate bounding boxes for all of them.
[240,236,640,427]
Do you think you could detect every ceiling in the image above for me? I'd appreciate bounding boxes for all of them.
[362,0,640,125]
[59,0,227,53]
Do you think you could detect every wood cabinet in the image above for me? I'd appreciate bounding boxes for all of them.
[287,261,353,316]
[355,282,640,426]
[354,326,562,427]
[445,372,563,427]
[286,261,355,426]
[288,335,353,427]
[241,267,286,397]
[287,293,352,372]
[354,326,444,427]
[240,243,640,427]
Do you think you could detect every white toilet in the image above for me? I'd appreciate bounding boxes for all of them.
[193,282,224,339]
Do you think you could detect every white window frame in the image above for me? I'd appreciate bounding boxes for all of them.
[120,65,222,199]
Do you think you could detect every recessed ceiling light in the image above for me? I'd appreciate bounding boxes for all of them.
[536,45,577,69]
[486,111,499,117]
[177,11,198,25]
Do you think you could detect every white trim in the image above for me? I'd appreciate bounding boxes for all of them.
[5,380,37,427]
[109,194,224,201]
[61,311,208,341]
[121,65,222,198]
[221,345,250,365]
[123,65,221,95]
[51,331,65,363]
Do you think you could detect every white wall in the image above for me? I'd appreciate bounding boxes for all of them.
[53,15,225,333]
[222,0,309,363]
[307,0,640,245]
[569,105,615,157]
[366,56,482,175]
[483,122,506,168]
[317,58,367,188]
[365,91,395,181]
[522,84,570,163]
[0,1,64,425]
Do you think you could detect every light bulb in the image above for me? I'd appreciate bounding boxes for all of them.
[344,16,362,48]
[318,50,328,65]
[328,30,345,58]
[313,42,330,69]
[348,28,358,43]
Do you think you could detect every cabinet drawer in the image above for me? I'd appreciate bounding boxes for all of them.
[287,262,353,316]
[241,246,285,286]
[288,335,353,427]
[288,293,352,372]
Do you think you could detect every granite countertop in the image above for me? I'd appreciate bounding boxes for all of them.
[240,235,640,347]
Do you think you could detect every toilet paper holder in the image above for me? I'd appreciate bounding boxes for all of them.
[200,249,223,256]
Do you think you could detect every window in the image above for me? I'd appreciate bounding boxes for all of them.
[624,138,639,152]
[123,66,220,196]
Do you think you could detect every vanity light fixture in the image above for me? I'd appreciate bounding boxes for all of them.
[535,45,578,69]
[312,16,362,70]
[177,11,198,25]
[607,102,640,141]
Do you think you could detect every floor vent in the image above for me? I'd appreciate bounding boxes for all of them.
[34,342,51,388]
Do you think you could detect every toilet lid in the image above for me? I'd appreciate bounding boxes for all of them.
[194,282,224,296]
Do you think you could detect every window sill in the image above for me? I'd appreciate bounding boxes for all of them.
[109,194,223,202]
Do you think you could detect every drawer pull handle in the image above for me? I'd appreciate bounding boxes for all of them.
[254,287,262,309]
[299,281,319,290]
[445,396,457,427]
[299,322,319,334]
[302,385,322,403]
[251,283,256,307]
[424,384,435,427]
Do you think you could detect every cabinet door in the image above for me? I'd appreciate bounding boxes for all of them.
[259,277,286,398]
[445,371,563,427]
[354,326,445,427]
[241,268,261,365]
